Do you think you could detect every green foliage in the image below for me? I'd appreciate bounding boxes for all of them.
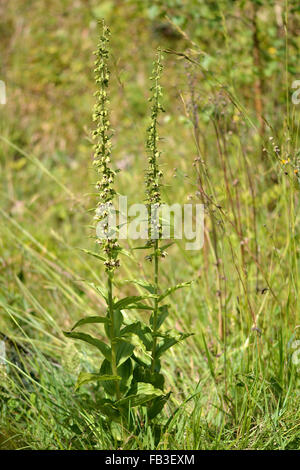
[62,22,192,440]
[75,372,121,391]
[70,316,107,330]
[64,331,111,361]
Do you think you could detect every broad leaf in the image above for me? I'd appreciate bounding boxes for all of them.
[150,304,169,330]
[133,365,165,390]
[156,332,192,358]
[117,358,133,393]
[116,382,163,407]
[75,372,120,390]
[104,310,123,339]
[147,392,171,419]
[131,333,152,368]
[100,358,133,396]
[110,421,123,441]
[115,339,135,367]
[120,321,143,337]
[120,321,152,350]
[96,398,121,421]
[63,331,111,361]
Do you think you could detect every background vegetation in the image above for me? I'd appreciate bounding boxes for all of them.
[0,0,299,450]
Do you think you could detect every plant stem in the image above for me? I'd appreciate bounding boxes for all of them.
[151,239,159,373]
[146,49,163,375]
[108,273,120,400]
[150,66,159,374]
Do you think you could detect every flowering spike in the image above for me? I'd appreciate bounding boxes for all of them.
[92,21,119,272]
[145,49,164,243]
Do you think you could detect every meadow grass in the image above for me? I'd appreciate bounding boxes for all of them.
[0,0,299,450]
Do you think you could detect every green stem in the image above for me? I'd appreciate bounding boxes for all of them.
[149,50,161,374]
[151,239,159,373]
[108,273,120,400]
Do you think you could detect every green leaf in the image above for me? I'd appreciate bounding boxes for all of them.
[132,352,152,368]
[122,279,156,294]
[114,295,155,310]
[115,339,135,367]
[147,392,171,420]
[100,358,133,396]
[125,303,154,311]
[119,324,153,365]
[80,248,106,262]
[120,321,143,337]
[87,282,107,301]
[132,245,152,251]
[100,359,117,396]
[71,316,107,331]
[113,309,124,332]
[120,320,153,348]
[160,242,174,251]
[150,304,169,329]
[104,310,123,339]
[96,398,121,421]
[115,247,133,259]
[158,281,192,302]
[75,372,120,390]
[127,323,153,350]
[110,421,123,441]
[156,332,192,358]
[133,365,165,390]
[118,358,133,393]
[116,383,163,408]
[63,331,111,361]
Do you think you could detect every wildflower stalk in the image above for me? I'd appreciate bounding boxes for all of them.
[65,35,191,425]
[107,274,120,399]
[151,245,159,374]
[145,50,164,374]
[92,22,120,400]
